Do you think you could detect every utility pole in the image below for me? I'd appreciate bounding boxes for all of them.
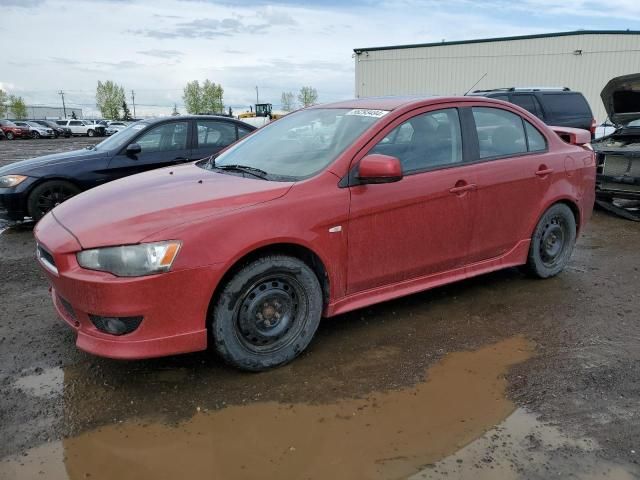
[131,90,136,118]
[58,90,67,118]
[255,86,259,105]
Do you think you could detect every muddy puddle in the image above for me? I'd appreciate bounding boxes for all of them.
[1,336,535,480]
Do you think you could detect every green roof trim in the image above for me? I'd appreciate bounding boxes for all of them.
[353,30,640,53]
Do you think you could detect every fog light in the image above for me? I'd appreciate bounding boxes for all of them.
[89,315,143,336]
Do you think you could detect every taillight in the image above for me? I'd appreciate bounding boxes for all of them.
[590,118,597,136]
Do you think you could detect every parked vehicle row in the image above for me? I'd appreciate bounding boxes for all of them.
[0,119,132,140]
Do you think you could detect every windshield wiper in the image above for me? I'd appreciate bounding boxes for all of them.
[215,164,269,179]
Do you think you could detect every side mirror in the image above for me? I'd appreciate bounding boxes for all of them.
[126,143,142,156]
[357,154,403,184]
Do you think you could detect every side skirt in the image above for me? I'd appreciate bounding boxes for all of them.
[325,239,531,317]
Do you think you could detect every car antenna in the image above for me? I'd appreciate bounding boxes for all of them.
[463,72,488,96]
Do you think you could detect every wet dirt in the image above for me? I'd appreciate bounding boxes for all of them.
[2,337,534,479]
[1,141,640,479]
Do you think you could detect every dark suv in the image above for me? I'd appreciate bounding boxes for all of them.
[470,87,595,136]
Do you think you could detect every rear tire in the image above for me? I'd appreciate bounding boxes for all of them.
[27,180,81,221]
[524,203,576,278]
[211,255,323,371]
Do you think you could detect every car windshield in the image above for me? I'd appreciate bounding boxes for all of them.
[91,121,149,150]
[207,108,385,180]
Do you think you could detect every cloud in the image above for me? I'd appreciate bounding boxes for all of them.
[137,49,184,59]
[130,8,299,39]
[2,0,45,6]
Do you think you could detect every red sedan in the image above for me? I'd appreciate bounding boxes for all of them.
[34,96,595,370]
[0,119,30,140]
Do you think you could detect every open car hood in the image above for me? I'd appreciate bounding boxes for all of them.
[601,73,640,126]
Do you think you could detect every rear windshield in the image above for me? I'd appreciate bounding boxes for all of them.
[541,93,591,119]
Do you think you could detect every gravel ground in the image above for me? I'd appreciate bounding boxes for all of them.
[0,140,638,479]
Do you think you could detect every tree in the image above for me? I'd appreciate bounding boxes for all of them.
[122,100,132,121]
[9,95,27,119]
[96,80,125,120]
[202,80,224,113]
[183,80,203,114]
[171,104,179,116]
[298,86,318,108]
[0,89,8,118]
[183,79,224,114]
[281,91,295,112]
[71,111,77,120]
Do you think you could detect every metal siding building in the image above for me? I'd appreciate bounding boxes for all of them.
[354,30,640,121]
[5,105,83,120]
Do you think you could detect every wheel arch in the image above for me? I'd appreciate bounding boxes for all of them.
[206,242,331,323]
[23,177,85,214]
[537,196,582,236]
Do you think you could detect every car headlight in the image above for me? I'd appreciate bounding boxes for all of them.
[76,241,182,277]
[0,175,28,188]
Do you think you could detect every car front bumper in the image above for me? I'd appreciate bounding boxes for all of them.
[34,215,220,359]
[0,179,36,221]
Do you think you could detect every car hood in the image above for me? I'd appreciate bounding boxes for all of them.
[0,148,106,176]
[50,163,294,249]
[601,73,640,126]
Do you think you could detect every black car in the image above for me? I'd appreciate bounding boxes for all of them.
[592,73,640,219]
[0,115,255,222]
[33,120,72,138]
[470,87,596,136]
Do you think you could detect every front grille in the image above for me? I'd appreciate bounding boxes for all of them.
[37,244,55,267]
[57,295,77,320]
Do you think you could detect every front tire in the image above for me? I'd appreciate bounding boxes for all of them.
[87,129,95,137]
[524,203,576,278]
[6,132,14,140]
[31,131,41,139]
[211,255,323,371]
[27,180,81,221]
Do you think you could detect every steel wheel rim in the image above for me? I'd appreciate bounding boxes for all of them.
[235,274,308,353]
[36,185,76,216]
[539,215,568,268]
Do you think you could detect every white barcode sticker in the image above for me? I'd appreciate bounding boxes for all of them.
[345,109,389,118]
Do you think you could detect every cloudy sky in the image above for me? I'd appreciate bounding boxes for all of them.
[1,0,639,117]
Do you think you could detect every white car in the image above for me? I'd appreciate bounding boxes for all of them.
[55,119,100,137]
[594,120,617,139]
[106,122,128,136]
[13,121,55,139]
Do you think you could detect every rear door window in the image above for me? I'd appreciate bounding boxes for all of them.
[196,120,237,147]
[472,107,527,159]
[524,121,547,152]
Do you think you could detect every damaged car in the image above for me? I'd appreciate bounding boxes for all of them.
[593,73,640,220]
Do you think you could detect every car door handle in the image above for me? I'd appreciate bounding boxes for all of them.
[535,168,554,177]
[449,183,477,194]
[174,157,189,163]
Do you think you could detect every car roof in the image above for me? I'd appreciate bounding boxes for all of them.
[142,115,256,128]
[312,96,441,111]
